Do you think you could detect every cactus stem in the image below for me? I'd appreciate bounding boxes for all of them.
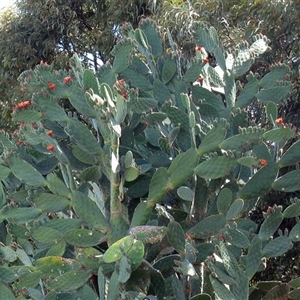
[194,176,208,217]
[147,187,169,208]
[109,132,129,243]
[66,164,77,192]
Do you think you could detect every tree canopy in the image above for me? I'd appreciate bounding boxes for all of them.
[0,0,159,128]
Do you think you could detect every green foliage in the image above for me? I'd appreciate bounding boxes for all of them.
[1,17,300,299]
[0,0,159,130]
[158,0,300,132]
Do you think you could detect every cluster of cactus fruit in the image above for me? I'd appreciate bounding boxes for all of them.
[1,18,300,299]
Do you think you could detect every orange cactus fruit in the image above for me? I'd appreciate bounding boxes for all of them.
[16,101,30,109]
[258,159,268,167]
[116,79,125,85]
[63,76,72,84]
[46,144,55,151]
[23,101,31,108]
[275,118,284,125]
[46,130,53,136]
[48,82,56,90]
[195,45,202,51]
[17,102,25,109]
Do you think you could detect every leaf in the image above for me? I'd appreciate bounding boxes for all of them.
[246,236,262,279]
[198,121,227,155]
[184,62,203,83]
[263,127,295,143]
[8,155,46,186]
[119,255,131,283]
[261,283,289,300]
[168,148,198,188]
[13,271,42,291]
[258,209,283,241]
[217,188,233,214]
[188,214,226,239]
[71,191,109,233]
[209,276,237,300]
[47,270,92,292]
[162,57,176,84]
[239,161,279,199]
[64,229,105,247]
[262,236,292,258]
[283,203,300,218]
[32,226,64,244]
[272,169,300,192]
[0,207,43,224]
[0,266,18,283]
[103,235,134,263]
[0,165,11,180]
[83,69,100,93]
[111,38,134,73]
[98,267,105,300]
[36,256,81,278]
[167,221,186,255]
[46,173,71,197]
[236,77,259,108]
[0,246,17,262]
[0,282,16,300]
[172,274,186,300]
[279,140,300,167]
[68,118,102,155]
[107,270,120,300]
[147,167,169,205]
[13,110,43,123]
[46,239,66,257]
[130,226,168,244]
[140,19,163,57]
[226,199,244,220]
[177,186,194,202]
[31,193,70,212]
[266,101,277,123]
[195,155,237,179]
[44,218,82,234]
[127,239,144,270]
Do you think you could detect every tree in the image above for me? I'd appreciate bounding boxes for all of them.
[0,0,159,128]
[157,0,300,130]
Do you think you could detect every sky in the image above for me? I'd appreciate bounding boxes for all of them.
[0,0,14,10]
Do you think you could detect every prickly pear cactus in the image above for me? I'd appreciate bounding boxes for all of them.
[0,17,299,300]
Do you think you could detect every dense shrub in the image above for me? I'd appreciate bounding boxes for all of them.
[0,16,300,300]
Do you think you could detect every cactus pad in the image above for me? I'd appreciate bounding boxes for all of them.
[262,236,293,258]
[246,236,262,279]
[71,191,109,233]
[278,140,300,167]
[130,225,168,244]
[187,214,225,239]
[64,229,105,247]
[258,207,283,241]
[272,169,300,192]
[263,127,295,143]
[219,127,265,151]
[195,155,237,179]
[239,161,279,200]
[8,155,46,187]
[198,120,228,155]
